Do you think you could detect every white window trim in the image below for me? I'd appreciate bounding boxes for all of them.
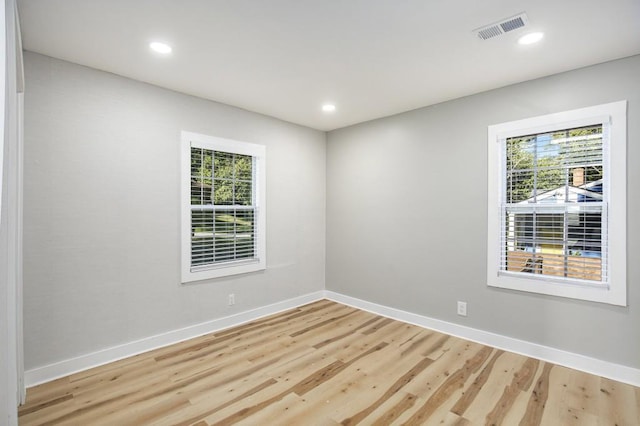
[181,131,266,283]
[487,101,627,306]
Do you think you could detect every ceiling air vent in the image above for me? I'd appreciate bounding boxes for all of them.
[475,13,529,40]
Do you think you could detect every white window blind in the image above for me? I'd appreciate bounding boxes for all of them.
[190,147,257,269]
[500,124,607,284]
[181,132,266,283]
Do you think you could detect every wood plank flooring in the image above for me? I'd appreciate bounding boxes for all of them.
[19,300,640,425]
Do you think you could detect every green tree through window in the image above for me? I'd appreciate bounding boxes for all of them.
[190,148,255,266]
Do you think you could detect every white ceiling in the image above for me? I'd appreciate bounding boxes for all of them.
[17,0,640,131]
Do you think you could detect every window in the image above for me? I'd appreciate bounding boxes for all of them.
[181,131,266,282]
[487,101,626,306]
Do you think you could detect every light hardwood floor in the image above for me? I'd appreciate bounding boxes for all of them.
[19,300,640,425]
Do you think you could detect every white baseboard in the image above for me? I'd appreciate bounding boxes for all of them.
[25,290,640,388]
[325,291,640,387]
[24,291,325,387]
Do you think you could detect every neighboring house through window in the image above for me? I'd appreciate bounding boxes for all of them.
[181,131,266,283]
[487,101,626,306]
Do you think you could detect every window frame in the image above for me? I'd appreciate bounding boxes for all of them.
[181,131,266,283]
[487,101,627,306]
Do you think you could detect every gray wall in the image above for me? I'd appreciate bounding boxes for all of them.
[23,52,326,370]
[326,55,640,368]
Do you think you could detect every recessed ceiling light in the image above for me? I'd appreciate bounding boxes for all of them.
[149,42,172,54]
[518,32,544,45]
[322,104,336,113]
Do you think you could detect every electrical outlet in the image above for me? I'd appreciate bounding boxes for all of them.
[228,294,235,306]
[457,301,467,316]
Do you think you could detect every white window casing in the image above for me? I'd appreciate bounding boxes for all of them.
[181,131,266,283]
[487,101,626,306]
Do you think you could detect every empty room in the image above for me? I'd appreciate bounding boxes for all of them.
[1,0,639,425]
